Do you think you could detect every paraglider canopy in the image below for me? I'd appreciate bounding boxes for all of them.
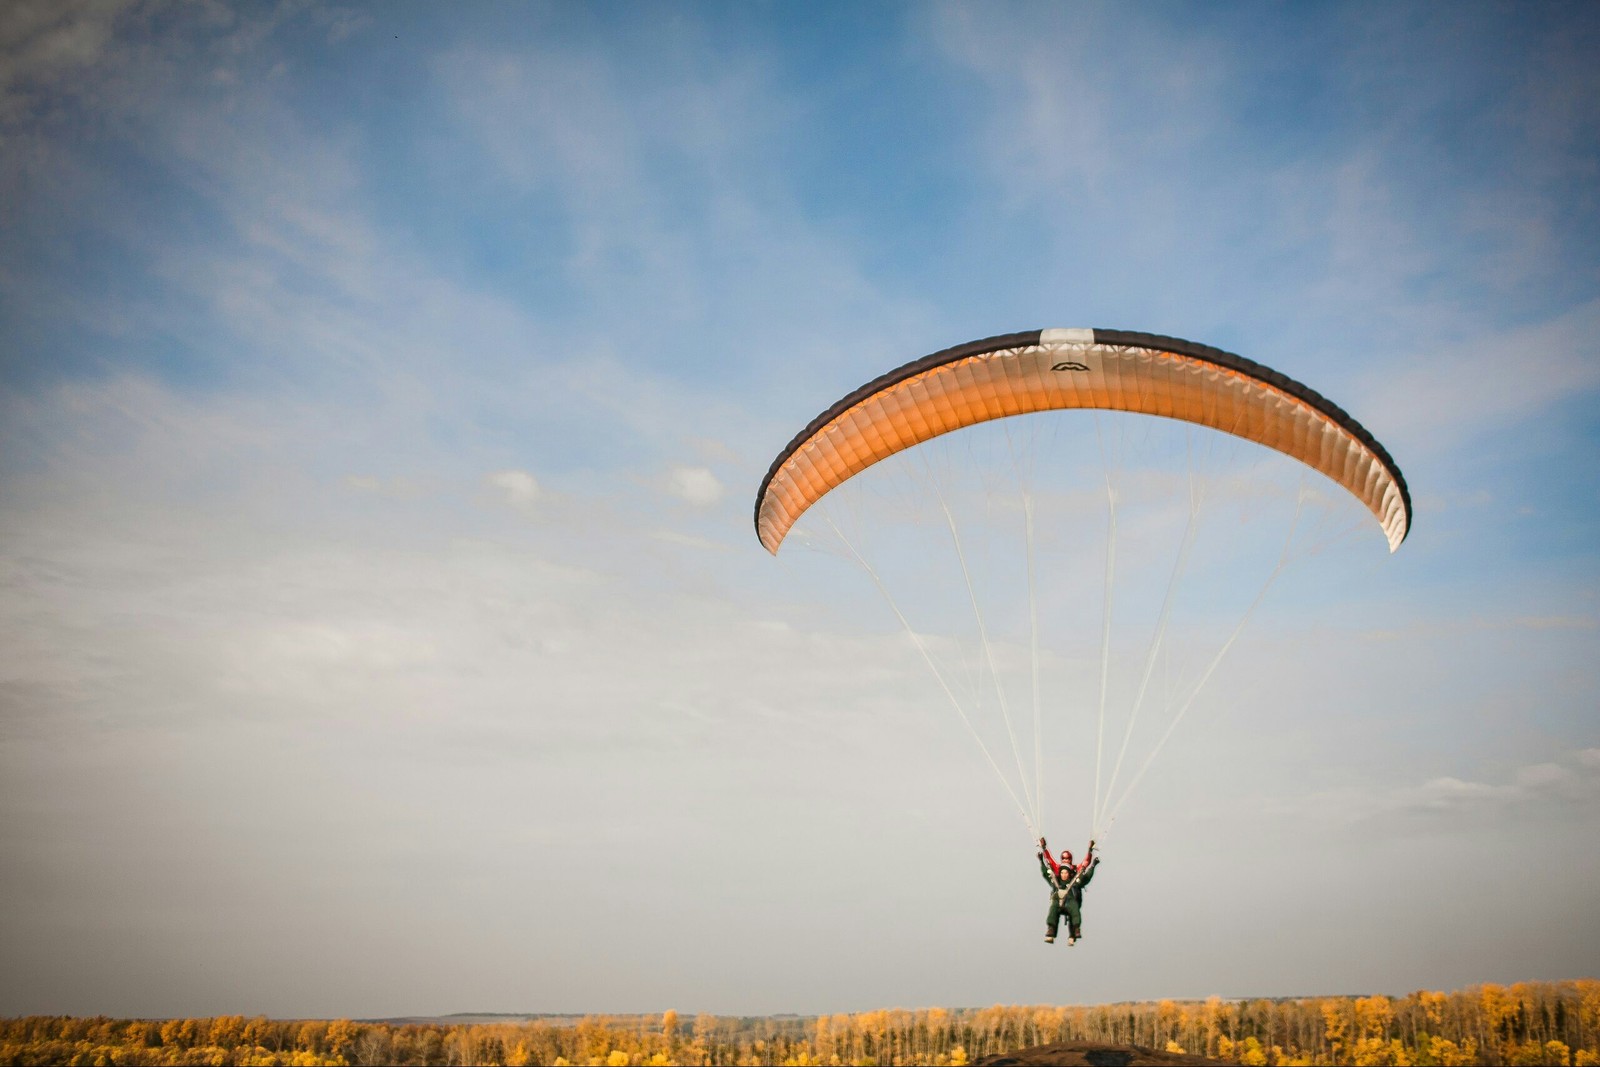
[754,328,1411,555]
[754,327,1410,847]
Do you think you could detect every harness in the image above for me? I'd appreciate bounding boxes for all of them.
[1053,859,1093,904]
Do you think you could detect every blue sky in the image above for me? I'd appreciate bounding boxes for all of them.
[1,0,1597,1018]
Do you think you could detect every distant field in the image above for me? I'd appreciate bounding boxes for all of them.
[3,979,1596,1065]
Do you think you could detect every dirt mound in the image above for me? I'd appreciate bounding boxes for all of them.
[975,1041,1223,1066]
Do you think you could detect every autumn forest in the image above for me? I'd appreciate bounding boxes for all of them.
[3,979,1598,1066]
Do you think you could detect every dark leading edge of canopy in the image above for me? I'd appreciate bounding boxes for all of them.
[752,328,1413,547]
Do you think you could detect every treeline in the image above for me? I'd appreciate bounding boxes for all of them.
[3,979,1598,1066]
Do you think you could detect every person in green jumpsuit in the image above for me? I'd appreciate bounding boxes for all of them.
[1037,837,1099,945]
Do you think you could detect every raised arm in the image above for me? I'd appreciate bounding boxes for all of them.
[1037,838,1060,880]
[1077,852,1099,889]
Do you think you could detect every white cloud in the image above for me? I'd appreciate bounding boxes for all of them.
[485,468,541,513]
[663,464,723,507]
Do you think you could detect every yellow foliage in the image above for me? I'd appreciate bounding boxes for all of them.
[1427,1036,1482,1065]
[1483,984,1518,1033]
[1502,1038,1576,1066]
[1580,981,1600,1034]
[1355,996,1394,1041]
[8,984,1600,1067]
[1323,997,1351,1055]
[1351,1035,1411,1065]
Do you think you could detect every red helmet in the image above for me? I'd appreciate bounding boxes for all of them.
[1059,850,1074,865]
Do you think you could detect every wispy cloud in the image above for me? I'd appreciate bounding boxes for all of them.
[485,468,543,514]
[1358,299,1600,453]
[928,4,1224,199]
[662,464,724,507]
[1264,748,1600,829]
[0,0,130,125]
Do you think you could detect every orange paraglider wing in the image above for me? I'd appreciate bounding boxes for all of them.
[754,328,1410,554]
